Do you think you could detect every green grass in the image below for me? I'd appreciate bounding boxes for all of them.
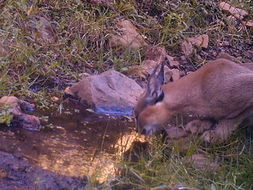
[0,104,13,126]
[1,0,252,101]
[91,127,253,190]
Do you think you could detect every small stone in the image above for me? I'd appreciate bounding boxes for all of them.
[86,108,94,113]
[219,2,248,20]
[0,96,40,131]
[109,19,148,49]
[181,34,209,56]
[144,46,167,63]
[188,34,209,48]
[245,20,253,27]
[51,96,60,102]
[74,109,80,113]
[217,40,230,47]
[181,41,193,56]
[127,46,180,82]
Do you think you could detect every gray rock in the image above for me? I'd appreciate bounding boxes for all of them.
[65,70,144,115]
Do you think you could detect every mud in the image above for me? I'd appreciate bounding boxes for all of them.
[0,102,138,189]
[0,151,86,190]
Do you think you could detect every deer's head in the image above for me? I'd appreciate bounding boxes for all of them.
[134,62,170,136]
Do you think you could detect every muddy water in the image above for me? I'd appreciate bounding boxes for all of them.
[0,102,142,183]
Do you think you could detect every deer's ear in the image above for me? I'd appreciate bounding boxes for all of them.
[146,62,165,103]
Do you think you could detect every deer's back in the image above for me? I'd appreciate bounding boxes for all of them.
[164,59,253,119]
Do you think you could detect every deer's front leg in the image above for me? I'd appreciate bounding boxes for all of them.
[164,119,213,140]
[185,119,214,135]
[201,108,253,143]
[200,119,239,143]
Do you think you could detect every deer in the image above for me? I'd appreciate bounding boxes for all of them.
[134,58,253,143]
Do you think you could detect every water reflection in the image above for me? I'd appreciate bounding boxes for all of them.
[0,103,146,183]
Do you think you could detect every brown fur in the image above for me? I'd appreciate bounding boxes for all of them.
[135,58,253,142]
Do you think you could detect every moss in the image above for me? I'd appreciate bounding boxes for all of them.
[0,105,13,126]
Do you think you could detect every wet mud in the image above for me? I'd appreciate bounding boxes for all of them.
[0,102,139,189]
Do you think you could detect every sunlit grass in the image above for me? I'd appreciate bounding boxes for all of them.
[88,126,253,190]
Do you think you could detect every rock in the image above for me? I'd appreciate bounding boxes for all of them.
[138,46,172,77]
[145,46,168,63]
[64,70,144,115]
[188,34,209,48]
[219,2,248,20]
[181,41,193,56]
[109,19,148,49]
[187,154,220,171]
[181,34,209,56]
[245,20,253,27]
[51,96,60,102]
[0,96,40,131]
[128,46,181,82]
[126,65,147,79]
[217,40,230,47]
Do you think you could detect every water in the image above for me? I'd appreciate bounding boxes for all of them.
[0,102,143,182]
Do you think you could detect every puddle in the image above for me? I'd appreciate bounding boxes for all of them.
[0,102,144,183]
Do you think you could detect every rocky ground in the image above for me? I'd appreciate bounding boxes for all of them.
[0,150,86,190]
